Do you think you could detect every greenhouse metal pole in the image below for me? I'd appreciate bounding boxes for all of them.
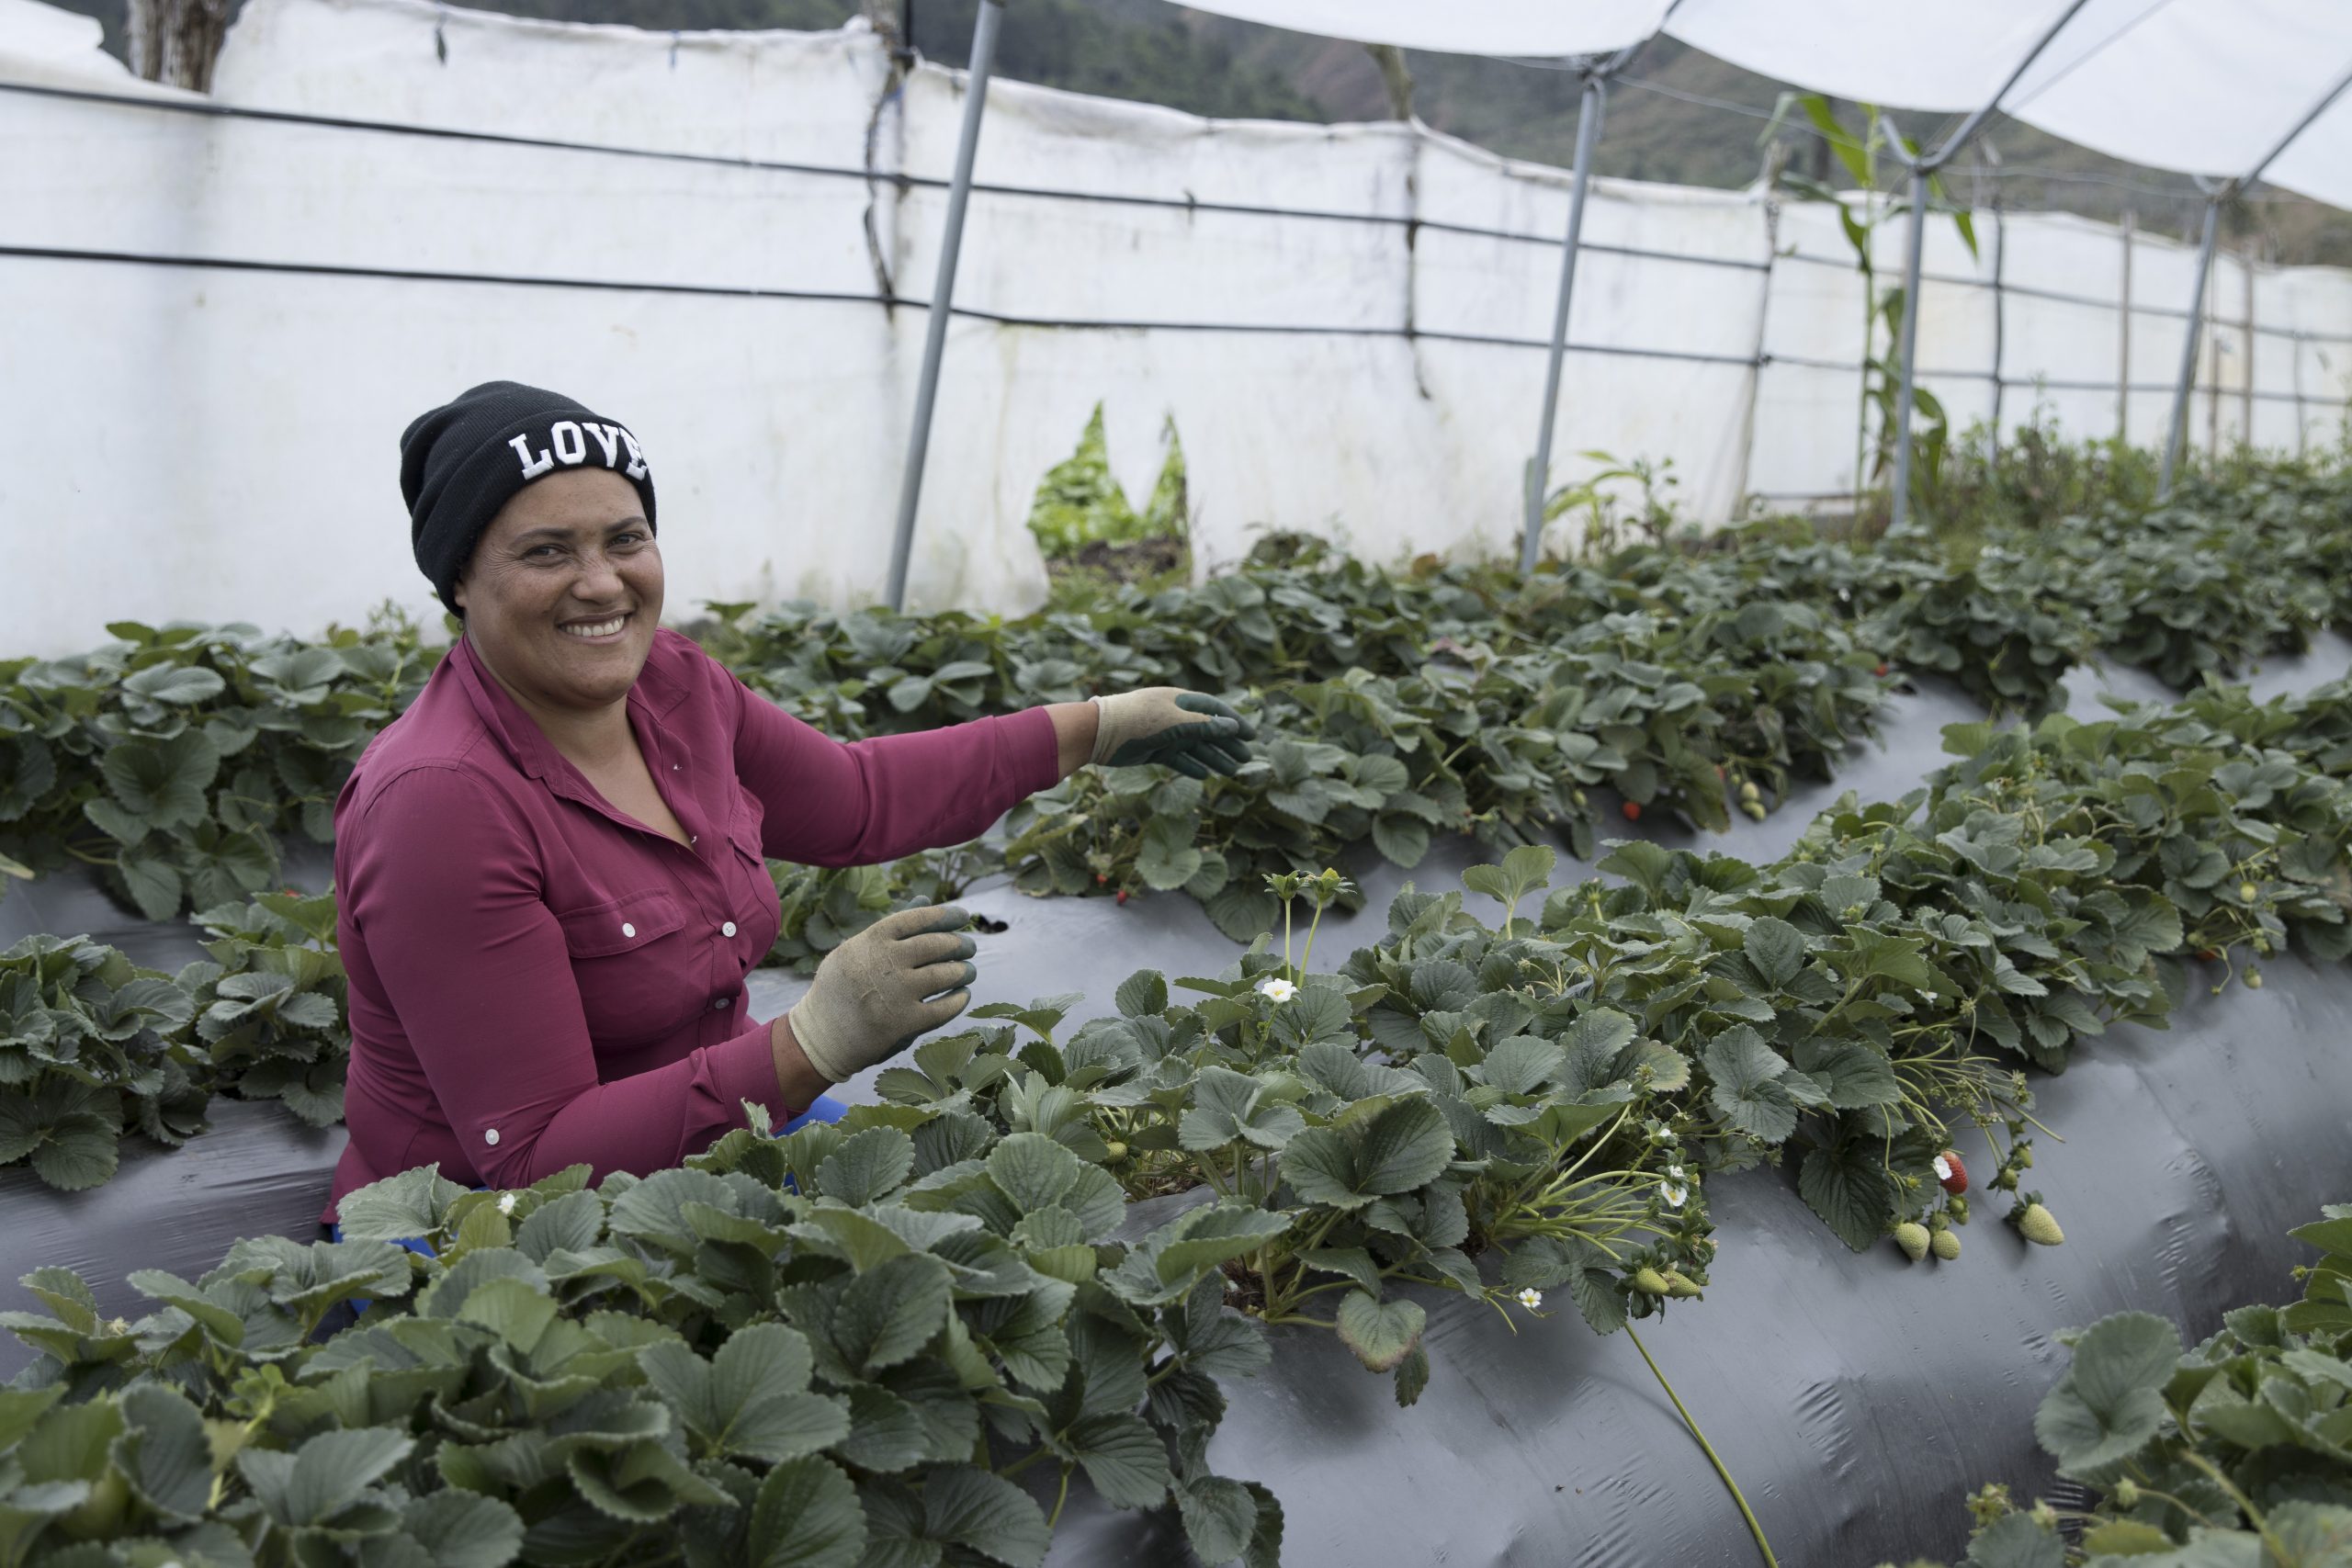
[886,0,1004,613]
[2158,62,2352,499]
[1521,68,1608,574]
[1884,0,2096,536]
[2157,195,2219,499]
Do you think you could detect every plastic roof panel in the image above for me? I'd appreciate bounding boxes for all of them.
[2004,1,2352,188]
[1668,0,2079,116]
[1168,0,2352,213]
[1170,0,1668,59]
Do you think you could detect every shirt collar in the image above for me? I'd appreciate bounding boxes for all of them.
[447,631,683,784]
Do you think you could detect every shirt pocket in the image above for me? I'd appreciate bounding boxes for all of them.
[557,887,698,1046]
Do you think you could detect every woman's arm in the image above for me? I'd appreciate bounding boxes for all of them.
[1047,701,1101,776]
[349,764,806,1189]
[725,668,1080,865]
[726,662,1250,864]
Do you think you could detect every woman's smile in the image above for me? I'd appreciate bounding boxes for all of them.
[558,611,633,643]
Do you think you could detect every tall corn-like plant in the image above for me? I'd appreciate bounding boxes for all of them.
[1769,96,1979,525]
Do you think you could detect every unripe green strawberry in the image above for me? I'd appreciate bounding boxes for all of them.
[2240,882,2259,904]
[1742,800,1767,821]
[1947,1195,1970,1224]
[1663,1270,1702,1298]
[1102,1141,1127,1160]
[2016,1145,2032,1169]
[1738,781,1761,803]
[2245,968,2264,989]
[1573,788,1589,808]
[1893,1222,1930,1262]
[2112,1479,2140,1509]
[2018,1202,2064,1247]
[1630,1267,1670,1295]
[1930,1228,1962,1261]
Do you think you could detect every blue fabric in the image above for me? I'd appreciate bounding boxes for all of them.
[782,1093,850,1135]
[328,1096,851,1305]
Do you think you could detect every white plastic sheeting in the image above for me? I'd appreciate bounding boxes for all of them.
[1184,1,2352,212]
[0,0,177,90]
[3,0,2350,654]
[1170,0,1667,60]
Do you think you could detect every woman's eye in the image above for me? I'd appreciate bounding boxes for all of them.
[526,545,562,559]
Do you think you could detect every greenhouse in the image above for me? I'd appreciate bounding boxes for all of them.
[5,1,2352,1564]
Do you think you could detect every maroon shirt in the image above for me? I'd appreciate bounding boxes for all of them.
[325,627,1057,1218]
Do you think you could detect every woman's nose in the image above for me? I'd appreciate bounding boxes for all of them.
[574,552,627,600]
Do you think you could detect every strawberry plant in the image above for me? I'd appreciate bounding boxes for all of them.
[0,1101,1284,1567]
[1860,547,2096,718]
[1917,1202,2352,1568]
[0,933,206,1190]
[182,887,351,1127]
[878,863,1715,1405]
[0,615,437,920]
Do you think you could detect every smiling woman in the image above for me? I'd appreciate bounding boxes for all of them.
[322,380,1257,1221]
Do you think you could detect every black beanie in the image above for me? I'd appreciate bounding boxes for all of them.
[400,380,658,616]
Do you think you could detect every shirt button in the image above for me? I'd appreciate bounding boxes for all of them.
[484,1128,501,1146]
[713,996,731,1010]
[621,922,636,939]
[722,920,738,937]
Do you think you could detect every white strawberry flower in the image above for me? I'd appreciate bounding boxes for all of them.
[1515,1288,1544,1311]
[497,1191,518,1216]
[1257,977,1298,1004]
[1659,1166,1690,1209]
[1921,989,1939,1004]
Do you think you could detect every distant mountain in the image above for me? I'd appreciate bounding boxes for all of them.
[44,0,2349,264]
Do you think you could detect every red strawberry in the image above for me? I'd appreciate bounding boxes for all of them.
[1115,889,1129,905]
[1622,801,1643,822]
[1094,874,1107,885]
[1874,662,1890,678]
[2197,948,2219,962]
[1933,1150,1968,1194]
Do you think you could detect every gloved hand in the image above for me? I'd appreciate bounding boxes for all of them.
[1089,688,1256,778]
[786,905,978,1083]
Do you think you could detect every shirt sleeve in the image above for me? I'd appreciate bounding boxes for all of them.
[345,763,796,1190]
[724,666,1063,865]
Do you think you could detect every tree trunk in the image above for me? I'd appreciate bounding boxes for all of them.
[1366,44,1413,122]
[126,0,233,91]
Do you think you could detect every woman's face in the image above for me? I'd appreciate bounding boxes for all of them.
[452,467,662,716]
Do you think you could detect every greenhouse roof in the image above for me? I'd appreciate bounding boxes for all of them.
[1175,0,2352,211]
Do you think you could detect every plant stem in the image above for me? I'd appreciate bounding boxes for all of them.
[1625,1325,1780,1568]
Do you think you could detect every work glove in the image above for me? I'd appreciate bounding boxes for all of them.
[1089,688,1256,778]
[787,905,978,1083]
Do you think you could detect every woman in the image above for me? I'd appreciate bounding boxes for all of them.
[323,380,1251,1219]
